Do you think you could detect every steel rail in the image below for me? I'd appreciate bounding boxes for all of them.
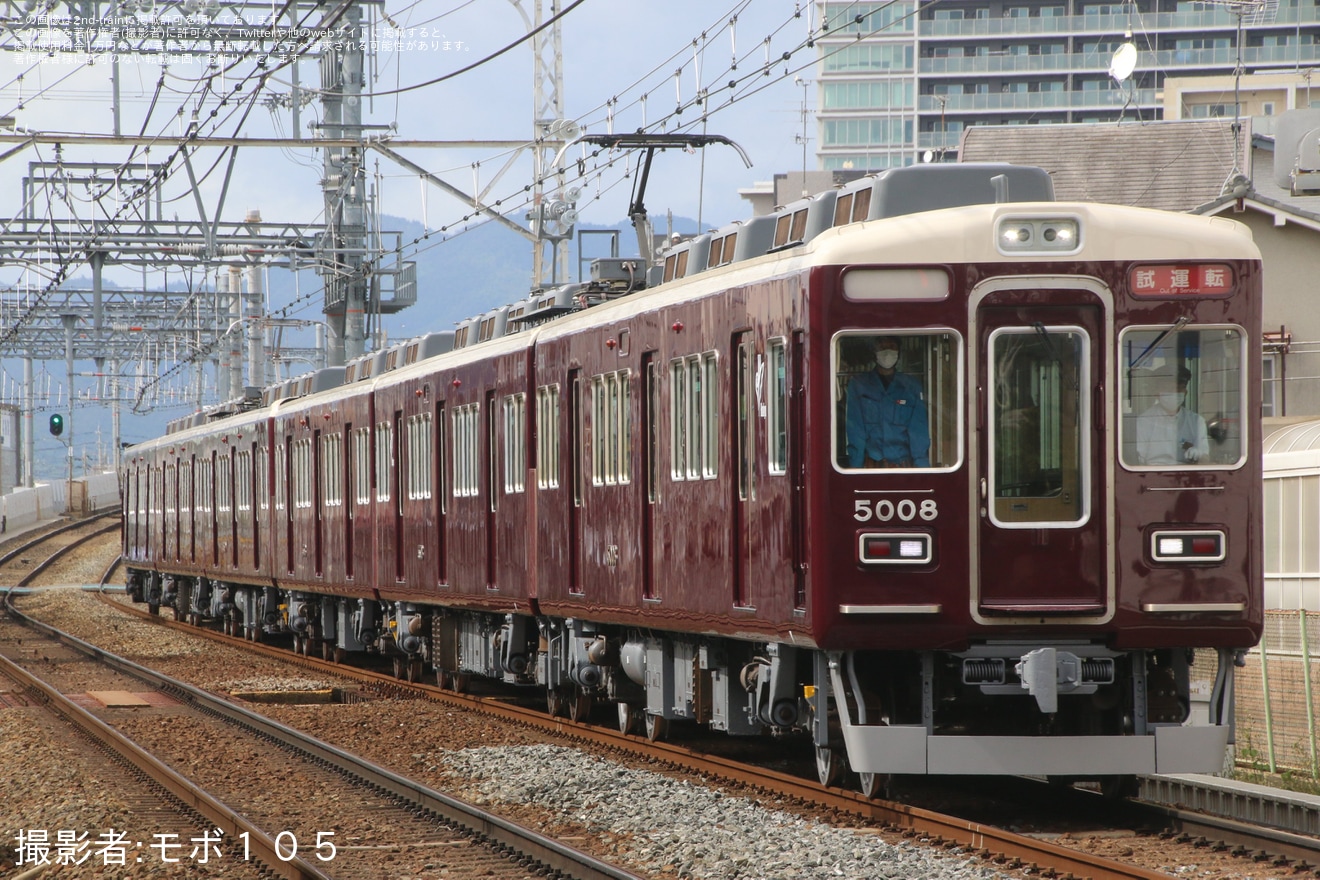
[8,601,645,880]
[0,637,327,879]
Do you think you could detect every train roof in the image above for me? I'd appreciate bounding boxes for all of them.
[134,168,1260,448]
[129,403,270,458]
[534,200,1259,343]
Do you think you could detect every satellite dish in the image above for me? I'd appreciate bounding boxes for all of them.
[1109,42,1138,82]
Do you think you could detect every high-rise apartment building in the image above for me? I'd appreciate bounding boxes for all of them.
[813,0,1320,171]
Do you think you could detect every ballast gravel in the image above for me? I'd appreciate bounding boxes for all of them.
[441,743,1009,880]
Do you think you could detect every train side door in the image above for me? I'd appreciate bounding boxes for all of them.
[732,331,755,608]
[973,286,1111,618]
[641,353,659,601]
[568,370,583,594]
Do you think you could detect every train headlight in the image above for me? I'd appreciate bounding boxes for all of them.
[1149,529,1226,563]
[858,532,932,565]
[996,216,1082,255]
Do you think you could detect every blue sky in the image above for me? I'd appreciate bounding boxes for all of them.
[0,0,822,467]
[0,0,818,248]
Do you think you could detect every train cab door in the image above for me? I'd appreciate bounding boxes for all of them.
[972,282,1112,619]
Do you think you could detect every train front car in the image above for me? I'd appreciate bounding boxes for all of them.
[808,201,1262,791]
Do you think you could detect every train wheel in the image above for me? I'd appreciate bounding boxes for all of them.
[451,673,470,694]
[407,659,423,684]
[856,772,888,800]
[815,747,843,788]
[148,603,159,616]
[546,687,566,718]
[569,691,593,723]
[334,647,347,664]
[436,668,450,688]
[644,713,669,743]
[322,640,334,663]
[292,636,303,656]
[617,703,643,735]
[392,657,405,680]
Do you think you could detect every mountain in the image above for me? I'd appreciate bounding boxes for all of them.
[365,213,711,337]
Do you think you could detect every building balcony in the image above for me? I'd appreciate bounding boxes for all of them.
[917,44,1320,77]
[916,88,1158,113]
[915,130,961,151]
[916,7,1311,40]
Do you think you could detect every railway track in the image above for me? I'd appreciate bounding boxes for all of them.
[92,587,1320,880]
[0,512,121,587]
[10,524,1320,880]
[1,595,644,880]
[0,631,322,878]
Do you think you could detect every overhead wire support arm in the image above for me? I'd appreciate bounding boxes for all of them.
[367,142,537,242]
[551,133,752,270]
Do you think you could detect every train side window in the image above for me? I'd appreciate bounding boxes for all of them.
[320,433,343,506]
[988,326,1089,527]
[375,421,392,503]
[502,395,526,494]
[274,444,286,511]
[670,352,718,481]
[671,360,688,479]
[537,385,561,490]
[590,371,631,486]
[1119,325,1246,470]
[353,428,371,504]
[217,453,232,513]
[834,331,962,471]
[180,461,192,514]
[294,438,314,509]
[452,404,481,497]
[236,451,251,511]
[768,339,789,475]
[256,449,268,511]
[407,413,433,500]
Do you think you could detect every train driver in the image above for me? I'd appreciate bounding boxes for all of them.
[845,336,931,468]
[1134,365,1209,465]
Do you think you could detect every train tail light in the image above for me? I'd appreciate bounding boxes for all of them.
[1150,530,1226,563]
[858,533,932,565]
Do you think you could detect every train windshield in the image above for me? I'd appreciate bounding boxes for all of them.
[1119,325,1246,469]
[835,331,961,471]
[988,325,1090,527]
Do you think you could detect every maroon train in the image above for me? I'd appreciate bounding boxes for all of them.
[123,163,1263,795]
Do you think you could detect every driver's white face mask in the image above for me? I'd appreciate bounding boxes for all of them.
[1158,391,1184,413]
[876,350,900,370]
